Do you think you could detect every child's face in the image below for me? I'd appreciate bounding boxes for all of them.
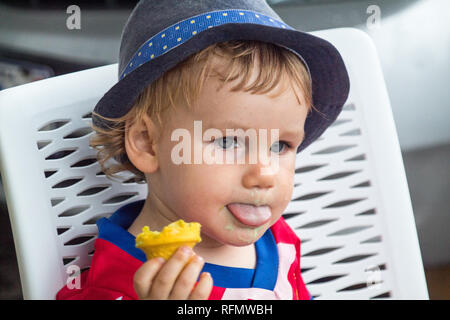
[147,64,308,248]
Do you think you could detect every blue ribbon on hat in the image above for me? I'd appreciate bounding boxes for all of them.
[120,9,295,80]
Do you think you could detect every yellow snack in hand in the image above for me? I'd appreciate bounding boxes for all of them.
[135,219,201,260]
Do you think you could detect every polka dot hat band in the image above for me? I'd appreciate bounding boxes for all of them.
[120,9,295,80]
[92,0,350,153]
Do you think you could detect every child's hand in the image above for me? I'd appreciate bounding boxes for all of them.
[133,246,213,300]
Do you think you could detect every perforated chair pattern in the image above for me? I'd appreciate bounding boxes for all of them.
[0,28,428,299]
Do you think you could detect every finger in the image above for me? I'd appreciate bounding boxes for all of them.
[189,272,213,300]
[169,254,205,300]
[148,246,194,299]
[133,257,165,299]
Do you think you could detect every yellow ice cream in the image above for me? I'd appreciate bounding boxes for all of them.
[135,219,201,260]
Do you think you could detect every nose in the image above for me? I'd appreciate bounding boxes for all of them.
[242,158,276,190]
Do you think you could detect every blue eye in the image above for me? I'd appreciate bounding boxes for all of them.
[215,136,238,150]
[270,141,291,154]
[214,137,292,153]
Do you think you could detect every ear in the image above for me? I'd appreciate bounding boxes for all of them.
[125,114,160,174]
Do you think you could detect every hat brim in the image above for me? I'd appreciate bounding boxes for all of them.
[93,23,350,153]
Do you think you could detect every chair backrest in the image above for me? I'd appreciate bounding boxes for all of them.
[0,27,428,300]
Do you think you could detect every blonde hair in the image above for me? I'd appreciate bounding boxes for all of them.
[90,40,314,183]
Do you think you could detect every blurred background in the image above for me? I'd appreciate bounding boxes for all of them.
[0,0,449,299]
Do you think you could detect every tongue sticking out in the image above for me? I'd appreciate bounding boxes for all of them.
[226,203,271,227]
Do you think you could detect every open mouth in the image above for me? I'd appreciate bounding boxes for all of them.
[225,203,272,227]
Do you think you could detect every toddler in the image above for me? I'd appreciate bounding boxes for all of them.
[57,0,349,300]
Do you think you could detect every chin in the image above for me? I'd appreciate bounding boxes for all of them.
[227,237,258,247]
[232,225,269,245]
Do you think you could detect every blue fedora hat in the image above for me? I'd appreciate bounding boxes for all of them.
[92,0,350,153]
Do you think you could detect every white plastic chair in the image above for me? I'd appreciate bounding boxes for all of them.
[0,27,429,300]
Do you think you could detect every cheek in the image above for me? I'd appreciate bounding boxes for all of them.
[162,163,237,212]
[174,160,238,190]
[279,178,294,206]
[274,162,295,211]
